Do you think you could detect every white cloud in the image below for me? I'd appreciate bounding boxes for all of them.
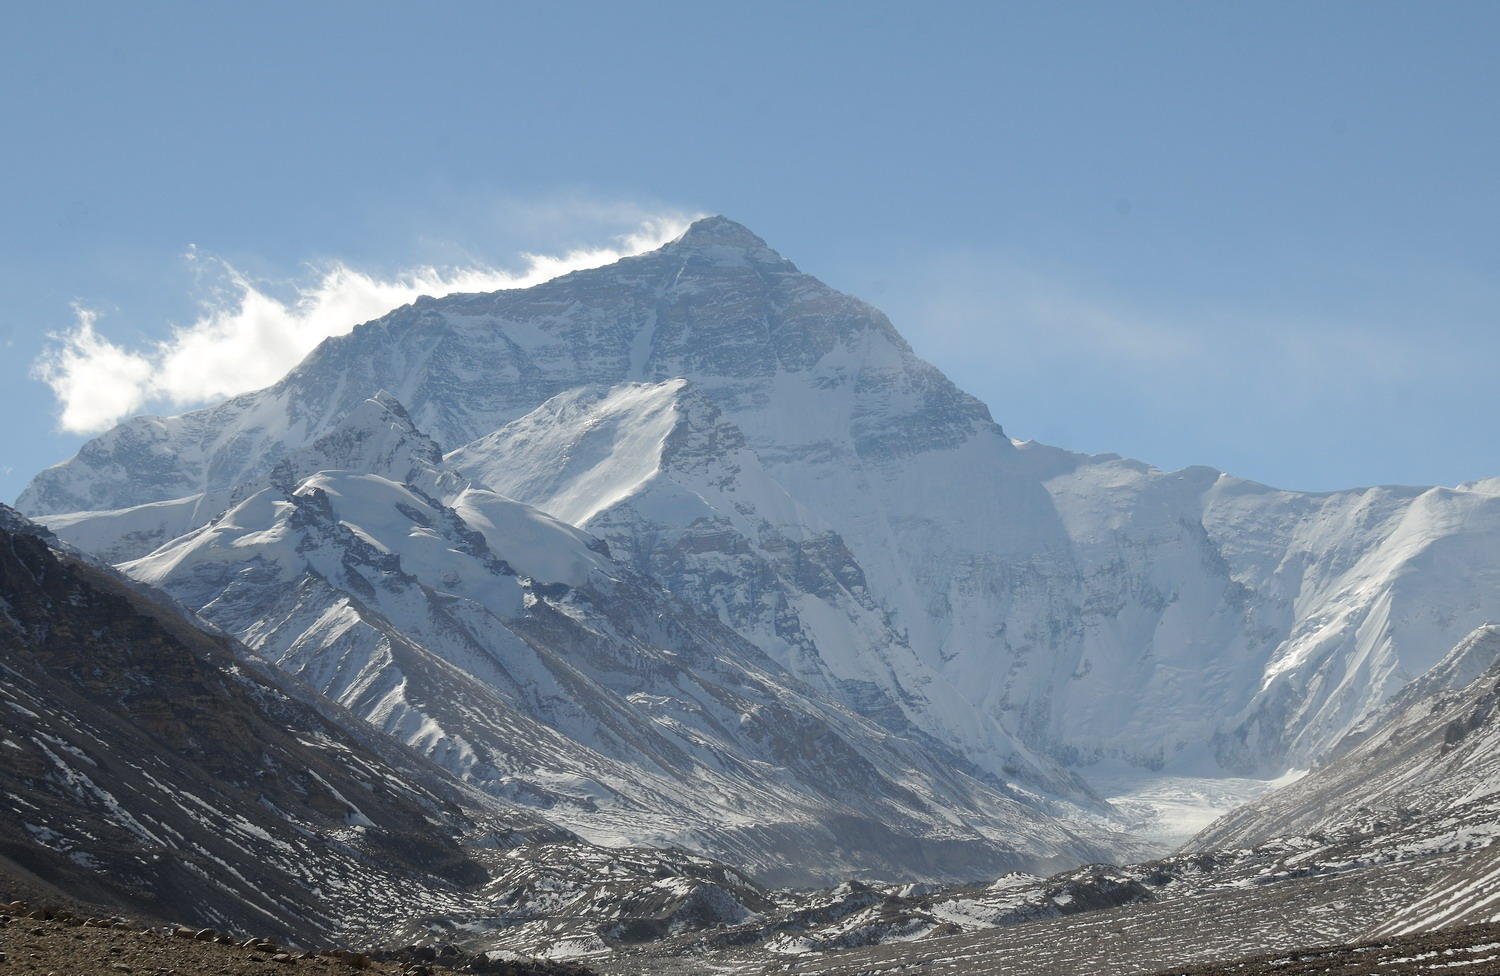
[32,308,155,434]
[34,214,695,433]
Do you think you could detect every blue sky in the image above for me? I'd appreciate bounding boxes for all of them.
[3,1,1498,501]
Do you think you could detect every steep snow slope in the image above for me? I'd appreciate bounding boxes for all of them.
[21,215,1500,804]
[1012,445,1500,770]
[452,380,699,527]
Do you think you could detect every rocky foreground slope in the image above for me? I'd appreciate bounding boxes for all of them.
[0,902,595,976]
[1150,924,1500,976]
[0,505,519,941]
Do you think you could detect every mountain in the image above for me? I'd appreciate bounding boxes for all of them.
[443,376,1053,771]
[38,391,1122,884]
[20,216,1500,867]
[0,503,522,942]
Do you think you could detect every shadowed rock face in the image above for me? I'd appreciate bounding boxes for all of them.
[0,505,525,942]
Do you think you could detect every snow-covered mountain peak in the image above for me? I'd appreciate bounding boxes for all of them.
[14,218,974,514]
[667,214,781,256]
[447,380,688,526]
[366,387,418,421]
[301,390,437,461]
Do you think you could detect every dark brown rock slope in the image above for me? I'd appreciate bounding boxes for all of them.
[0,505,548,943]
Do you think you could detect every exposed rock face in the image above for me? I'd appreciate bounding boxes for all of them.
[20,217,1500,874]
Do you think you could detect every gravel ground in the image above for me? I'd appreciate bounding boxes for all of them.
[0,914,385,976]
[0,904,594,976]
[1147,922,1500,974]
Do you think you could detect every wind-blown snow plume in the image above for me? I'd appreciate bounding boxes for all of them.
[33,215,694,433]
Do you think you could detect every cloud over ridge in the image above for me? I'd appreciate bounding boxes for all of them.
[34,215,693,434]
